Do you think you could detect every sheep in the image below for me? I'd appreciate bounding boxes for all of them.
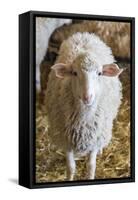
[36,17,72,90]
[45,32,123,180]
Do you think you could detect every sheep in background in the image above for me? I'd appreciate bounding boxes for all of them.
[36,17,72,90]
[45,32,123,180]
[52,20,130,59]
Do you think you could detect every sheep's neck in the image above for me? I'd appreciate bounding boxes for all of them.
[70,98,97,125]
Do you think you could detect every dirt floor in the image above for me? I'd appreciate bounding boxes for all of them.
[35,62,131,183]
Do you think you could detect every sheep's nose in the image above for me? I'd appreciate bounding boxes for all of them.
[83,94,92,104]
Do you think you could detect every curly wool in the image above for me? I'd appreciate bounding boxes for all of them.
[56,32,115,66]
[45,32,122,156]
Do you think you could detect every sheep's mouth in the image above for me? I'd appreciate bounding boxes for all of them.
[78,98,94,107]
[83,98,96,107]
[83,102,93,106]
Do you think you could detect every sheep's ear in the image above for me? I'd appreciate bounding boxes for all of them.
[102,64,123,77]
[51,63,72,79]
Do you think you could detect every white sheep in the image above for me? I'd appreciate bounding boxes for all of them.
[45,32,123,180]
[36,17,71,90]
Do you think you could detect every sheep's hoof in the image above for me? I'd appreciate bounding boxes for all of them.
[98,148,103,155]
[100,149,103,155]
[87,174,95,180]
[66,174,74,181]
[88,177,95,180]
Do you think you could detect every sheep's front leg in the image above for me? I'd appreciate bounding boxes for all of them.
[87,150,98,179]
[66,150,76,181]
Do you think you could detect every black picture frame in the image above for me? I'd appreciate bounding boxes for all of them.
[19,10,135,189]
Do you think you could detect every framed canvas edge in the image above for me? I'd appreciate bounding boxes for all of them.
[19,12,32,188]
[19,10,135,189]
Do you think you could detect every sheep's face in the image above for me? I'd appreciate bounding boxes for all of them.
[51,54,123,106]
[71,67,100,106]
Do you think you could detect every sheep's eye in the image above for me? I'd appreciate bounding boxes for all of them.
[72,71,77,76]
[98,72,102,76]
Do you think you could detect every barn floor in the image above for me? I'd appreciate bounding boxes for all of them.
[35,63,131,183]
